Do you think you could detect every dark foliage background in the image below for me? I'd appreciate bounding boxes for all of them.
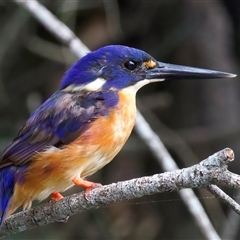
[1,0,240,239]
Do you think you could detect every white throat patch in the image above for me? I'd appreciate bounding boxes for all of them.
[131,78,165,93]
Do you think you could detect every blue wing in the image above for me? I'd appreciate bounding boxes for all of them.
[0,165,26,224]
[0,89,118,168]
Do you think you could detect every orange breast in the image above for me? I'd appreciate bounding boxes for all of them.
[10,88,137,212]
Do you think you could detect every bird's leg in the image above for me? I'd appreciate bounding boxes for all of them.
[72,177,102,199]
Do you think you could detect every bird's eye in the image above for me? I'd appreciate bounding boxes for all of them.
[124,60,137,71]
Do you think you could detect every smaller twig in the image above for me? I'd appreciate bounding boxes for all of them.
[207,185,240,214]
[221,189,240,240]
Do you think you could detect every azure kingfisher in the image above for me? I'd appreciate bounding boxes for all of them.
[0,45,236,225]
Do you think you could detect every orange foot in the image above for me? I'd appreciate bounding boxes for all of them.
[50,192,69,223]
[72,177,102,199]
[51,191,64,202]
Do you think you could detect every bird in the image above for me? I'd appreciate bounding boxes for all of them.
[0,45,236,225]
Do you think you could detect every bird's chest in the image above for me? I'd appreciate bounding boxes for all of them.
[71,89,137,177]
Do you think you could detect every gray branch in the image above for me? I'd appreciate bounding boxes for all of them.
[0,148,239,238]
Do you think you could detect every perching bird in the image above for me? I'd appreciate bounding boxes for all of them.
[0,45,236,225]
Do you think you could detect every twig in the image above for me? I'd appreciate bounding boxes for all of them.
[221,189,240,239]
[207,185,240,214]
[0,148,237,238]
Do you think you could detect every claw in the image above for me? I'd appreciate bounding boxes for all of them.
[84,183,102,200]
[55,216,69,223]
[72,177,102,200]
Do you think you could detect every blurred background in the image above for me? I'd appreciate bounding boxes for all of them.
[1,0,240,239]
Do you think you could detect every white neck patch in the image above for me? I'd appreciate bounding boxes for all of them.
[62,77,106,92]
[84,78,106,91]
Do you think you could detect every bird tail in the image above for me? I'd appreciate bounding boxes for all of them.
[0,166,16,225]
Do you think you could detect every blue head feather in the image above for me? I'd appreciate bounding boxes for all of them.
[60,45,154,90]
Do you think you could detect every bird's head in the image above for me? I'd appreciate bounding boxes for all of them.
[60,45,236,92]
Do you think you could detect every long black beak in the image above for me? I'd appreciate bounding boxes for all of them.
[146,62,236,80]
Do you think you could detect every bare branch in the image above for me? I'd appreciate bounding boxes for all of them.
[0,148,237,238]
